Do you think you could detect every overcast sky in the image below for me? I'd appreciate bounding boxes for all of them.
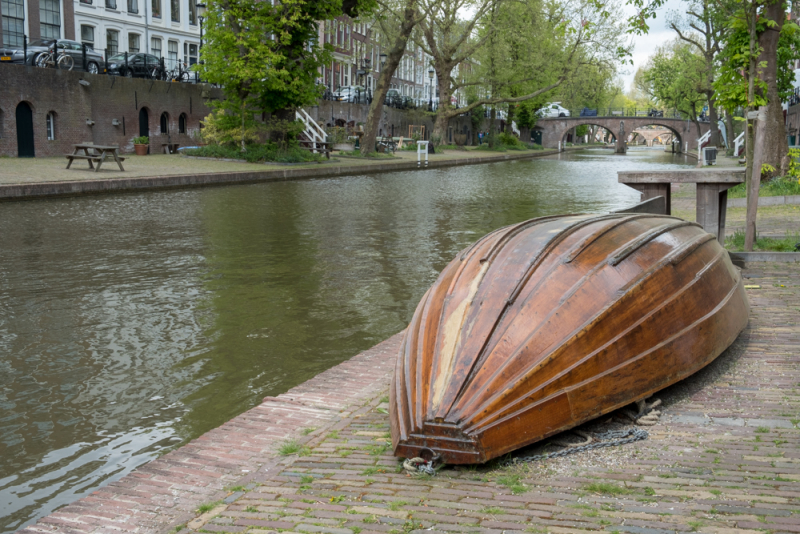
[618,0,686,92]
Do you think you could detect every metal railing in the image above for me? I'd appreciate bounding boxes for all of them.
[539,108,692,120]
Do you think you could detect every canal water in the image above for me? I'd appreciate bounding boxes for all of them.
[0,148,692,532]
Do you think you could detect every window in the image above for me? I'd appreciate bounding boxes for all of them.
[40,0,61,40]
[128,0,138,13]
[152,0,161,17]
[128,33,140,53]
[106,0,117,9]
[168,40,178,68]
[46,112,55,140]
[2,0,26,47]
[81,25,95,47]
[171,0,179,22]
[187,43,197,65]
[179,113,186,134]
[160,112,168,134]
[80,0,92,4]
[188,0,196,24]
[151,37,161,58]
[107,29,119,54]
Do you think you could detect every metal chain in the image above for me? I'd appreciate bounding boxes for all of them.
[502,427,649,466]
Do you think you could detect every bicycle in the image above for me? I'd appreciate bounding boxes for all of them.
[35,43,74,70]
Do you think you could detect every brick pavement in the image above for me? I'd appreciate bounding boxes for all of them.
[19,262,800,534]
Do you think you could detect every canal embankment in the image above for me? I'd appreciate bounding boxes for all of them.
[0,147,579,201]
[17,262,800,534]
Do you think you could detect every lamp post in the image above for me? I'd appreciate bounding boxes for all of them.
[428,67,434,111]
[196,3,207,49]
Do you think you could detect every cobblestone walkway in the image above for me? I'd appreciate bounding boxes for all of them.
[19,265,800,534]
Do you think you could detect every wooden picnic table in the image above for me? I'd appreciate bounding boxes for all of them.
[618,168,745,243]
[65,144,126,172]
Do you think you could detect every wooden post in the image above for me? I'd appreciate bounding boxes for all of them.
[745,107,766,251]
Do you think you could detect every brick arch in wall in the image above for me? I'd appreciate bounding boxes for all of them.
[138,106,152,138]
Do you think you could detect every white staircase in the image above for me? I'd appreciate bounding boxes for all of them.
[296,108,327,152]
[697,129,712,166]
[733,131,745,157]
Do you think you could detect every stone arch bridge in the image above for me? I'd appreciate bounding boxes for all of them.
[535,116,711,154]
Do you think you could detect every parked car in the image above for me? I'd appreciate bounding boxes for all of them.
[580,107,598,117]
[332,85,367,103]
[384,88,401,105]
[106,53,162,78]
[536,102,570,118]
[648,109,664,117]
[0,39,104,73]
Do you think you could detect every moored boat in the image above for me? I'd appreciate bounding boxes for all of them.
[390,214,749,464]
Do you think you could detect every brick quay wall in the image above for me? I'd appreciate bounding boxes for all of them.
[0,64,220,157]
[16,263,800,534]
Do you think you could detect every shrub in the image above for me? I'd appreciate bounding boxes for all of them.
[133,136,149,144]
[183,142,322,164]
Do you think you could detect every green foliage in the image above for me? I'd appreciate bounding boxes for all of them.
[575,125,589,137]
[641,39,706,118]
[495,473,527,494]
[199,109,263,148]
[196,501,222,514]
[326,127,349,145]
[726,174,800,198]
[583,482,633,496]
[184,143,321,163]
[725,230,800,252]
[133,136,149,144]
[277,439,312,456]
[715,10,800,111]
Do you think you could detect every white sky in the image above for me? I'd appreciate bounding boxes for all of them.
[619,0,686,92]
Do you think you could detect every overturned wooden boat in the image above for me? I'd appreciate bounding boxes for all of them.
[390,214,749,464]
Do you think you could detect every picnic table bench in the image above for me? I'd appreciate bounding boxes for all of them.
[161,143,180,154]
[618,168,745,243]
[65,144,125,172]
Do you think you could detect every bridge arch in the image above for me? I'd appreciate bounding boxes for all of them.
[535,116,709,154]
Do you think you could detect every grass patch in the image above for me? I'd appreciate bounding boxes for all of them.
[725,230,800,252]
[337,149,397,158]
[388,500,409,511]
[755,426,770,433]
[366,442,391,456]
[245,506,258,513]
[584,482,633,496]
[643,487,656,496]
[361,466,387,476]
[278,439,311,456]
[496,473,527,494]
[481,506,504,515]
[184,142,323,164]
[726,175,800,198]
[301,427,316,435]
[327,430,340,440]
[300,475,315,484]
[196,500,222,514]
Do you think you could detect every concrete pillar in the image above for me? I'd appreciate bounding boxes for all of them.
[615,120,627,154]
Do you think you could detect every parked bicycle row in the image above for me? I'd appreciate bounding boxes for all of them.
[0,38,200,83]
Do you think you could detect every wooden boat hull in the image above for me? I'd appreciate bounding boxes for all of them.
[390,214,749,464]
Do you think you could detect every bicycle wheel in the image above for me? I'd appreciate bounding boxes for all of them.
[58,54,74,70]
[176,71,189,82]
[35,53,51,68]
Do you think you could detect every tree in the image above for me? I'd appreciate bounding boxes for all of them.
[416,0,630,143]
[667,0,726,146]
[641,39,707,134]
[714,1,800,249]
[199,0,375,151]
[360,0,427,155]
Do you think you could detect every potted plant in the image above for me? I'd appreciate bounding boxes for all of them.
[133,136,149,155]
[327,127,354,151]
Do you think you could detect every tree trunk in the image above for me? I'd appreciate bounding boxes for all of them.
[360,0,417,155]
[745,107,766,250]
[488,108,496,148]
[744,8,757,251]
[725,110,735,155]
[505,104,515,135]
[756,0,787,177]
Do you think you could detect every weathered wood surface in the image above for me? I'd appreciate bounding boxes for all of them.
[390,214,750,464]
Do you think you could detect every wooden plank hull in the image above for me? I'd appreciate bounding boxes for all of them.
[390,214,749,464]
